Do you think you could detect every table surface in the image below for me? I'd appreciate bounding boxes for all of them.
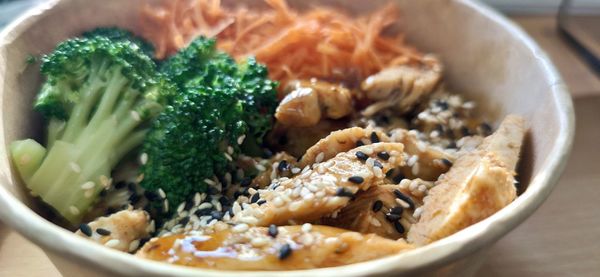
[1,14,600,277]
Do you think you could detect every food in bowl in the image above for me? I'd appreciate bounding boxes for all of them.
[8,0,526,270]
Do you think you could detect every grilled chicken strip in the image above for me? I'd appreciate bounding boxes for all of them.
[76,209,152,252]
[231,143,405,226]
[407,115,526,245]
[137,225,413,270]
[361,55,443,116]
[321,185,421,239]
[299,127,390,167]
[276,79,353,127]
[389,128,455,181]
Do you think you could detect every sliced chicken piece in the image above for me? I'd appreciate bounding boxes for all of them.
[389,128,456,181]
[76,209,152,252]
[361,55,443,116]
[320,185,421,240]
[137,225,413,270]
[407,115,526,245]
[231,143,405,226]
[275,80,353,127]
[252,152,299,189]
[299,127,390,167]
[268,120,348,158]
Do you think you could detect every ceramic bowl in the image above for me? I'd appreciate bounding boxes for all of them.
[0,0,574,276]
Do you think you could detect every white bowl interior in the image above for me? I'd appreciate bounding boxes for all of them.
[0,0,574,276]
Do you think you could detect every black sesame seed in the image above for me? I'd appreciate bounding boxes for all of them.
[389,206,404,215]
[447,141,457,149]
[373,160,384,169]
[127,182,137,192]
[278,243,293,260]
[262,148,274,159]
[377,151,390,160]
[356,140,365,147]
[184,200,194,210]
[385,213,402,222]
[461,126,471,136]
[480,122,493,135]
[211,210,223,221]
[178,216,190,226]
[355,151,368,161]
[394,190,416,209]
[219,196,230,206]
[114,181,126,190]
[393,173,405,184]
[435,124,444,133]
[99,189,107,197]
[79,223,92,237]
[250,193,260,203]
[372,200,383,212]
[437,100,449,110]
[268,224,278,237]
[441,158,453,167]
[195,208,212,217]
[96,228,111,236]
[277,160,290,172]
[241,187,251,197]
[394,221,406,233]
[144,190,159,201]
[370,132,380,143]
[257,199,267,205]
[128,193,140,204]
[335,187,354,198]
[385,168,395,178]
[233,191,242,199]
[240,178,252,187]
[348,176,364,184]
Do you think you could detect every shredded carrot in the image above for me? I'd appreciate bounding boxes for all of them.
[140,0,426,91]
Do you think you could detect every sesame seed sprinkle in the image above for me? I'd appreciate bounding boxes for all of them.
[140,153,148,165]
[79,223,92,237]
[96,228,111,236]
[315,152,325,163]
[81,181,95,190]
[348,176,364,184]
[69,162,81,173]
[69,206,80,215]
[278,243,293,260]
[104,239,120,248]
[355,151,368,161]
[302,223,312,233]
[372,200,383,212]
[268,224,278,237]
[130,111,141,122]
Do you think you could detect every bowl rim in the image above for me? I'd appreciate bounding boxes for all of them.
[0,0,575,276]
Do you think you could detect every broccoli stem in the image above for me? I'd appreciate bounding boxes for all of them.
[13,68,149,224]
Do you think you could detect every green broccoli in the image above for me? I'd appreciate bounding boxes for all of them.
[140,37,277,220]
[83,27,155,57]
[10,36,172,225]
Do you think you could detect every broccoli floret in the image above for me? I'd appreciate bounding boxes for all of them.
[83,27,155,57]
[140,37,277,221]
[9,36,173,225]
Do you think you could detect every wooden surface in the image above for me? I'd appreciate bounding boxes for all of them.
[1,15,599,277]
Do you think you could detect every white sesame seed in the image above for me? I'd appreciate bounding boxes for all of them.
[128,240,140,252]
[158,188,166,199]
[373,166,383,178]
[164,199,169,212]
[315,152,325,163]
[396,198,410,208]
[239,216,259,225]
[69,206,80,215]
[307,184,319,192]
[399,179,411,189]
[105,239,120,248]
[301,166,310,174]
[291,167,301,174]
[81,181,95,190]
[370,217,382,227]
[177,202,185,214]
[302,223,312,233]
[416,141,427,152]
[140,153,148,165]
[136,174,144,183]
[99,175,110,188]
[84,189,94,198]
[237,135,246,145]
[362,147,373,155]
[272,197,284,207]
[418,185,427,192]
[325,237,340,245]
[255,164,267,171]
[130,111,141,122]
[413,207,424,218]
[232,223,249,233]
[69,162,81,173]
[251,237,269,247]
[315,191,326,198]
[407,155,419,167]
[204,178,216,186]
[289,201,302,211]
[409,180,419,191]
[224,152,233,161]
[412,163,420,175]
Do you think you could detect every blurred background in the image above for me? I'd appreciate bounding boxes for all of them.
[0,0,598,276]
